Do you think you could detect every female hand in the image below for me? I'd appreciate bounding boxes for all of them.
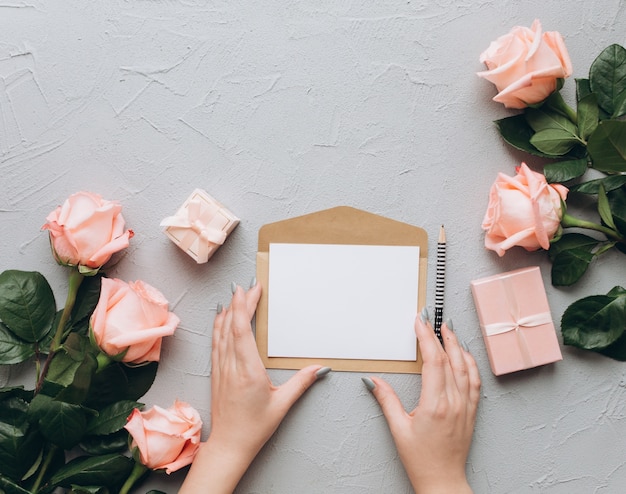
[180,281,330,494]
[363,312,480,494]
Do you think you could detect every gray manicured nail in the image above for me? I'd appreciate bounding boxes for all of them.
[461,340,469,352]
[315,367,331,378]
[216,302,223,314]
[231,281,237,294]
[361,377,376,392]
[420,307,430,323]
[250,277,257,288]
[445,318,454,331]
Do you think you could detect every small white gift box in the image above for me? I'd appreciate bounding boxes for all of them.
[160,189,239,263]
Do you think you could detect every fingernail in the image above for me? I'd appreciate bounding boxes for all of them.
[216,302,223,314]
[445,318,454,331]
[420,307,430,323]
[461,340,469,352]
[361,377,376,392]
[231,281,237,294]
[249,277,257,288]
[315,367,331,378]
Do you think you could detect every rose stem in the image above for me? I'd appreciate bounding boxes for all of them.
[119,462,149,494]
[35,269,84,393]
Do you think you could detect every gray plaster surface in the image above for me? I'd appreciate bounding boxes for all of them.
[1,1,626,492]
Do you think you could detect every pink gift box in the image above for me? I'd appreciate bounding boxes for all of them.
[470,266,562,376]
[160,189,239,264]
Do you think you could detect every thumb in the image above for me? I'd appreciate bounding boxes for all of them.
[367,377,407,428]
[275,365,323,412]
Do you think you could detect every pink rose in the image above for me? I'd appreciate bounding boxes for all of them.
[42,191,133,270]
[477,19,572,109]
[125,400,202,474]
[482,162,568,256]
[90,278,180,364]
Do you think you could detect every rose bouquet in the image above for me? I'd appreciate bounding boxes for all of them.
[478,20,626,360]
[0,192,201,493]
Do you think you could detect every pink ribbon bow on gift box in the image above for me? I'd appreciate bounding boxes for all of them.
[481,274,553,368]
[160,198,227,263]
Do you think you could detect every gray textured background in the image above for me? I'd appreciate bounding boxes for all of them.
[1,1,626,492]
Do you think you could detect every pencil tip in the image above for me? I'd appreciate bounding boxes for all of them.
[438,225,446,243]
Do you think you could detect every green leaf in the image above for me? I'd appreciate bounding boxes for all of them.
[596,330,626,360]
[608,286,626,297]
[525,107,578,135]
[0,387,33,406]
[544,158,588,183]
[86,400,142,436]
[45,334,98,405]
[84,361,158,410]
[54,354,98,405]
[0,270,56,343]
[70,486,110,494]
[608,186,626,236]
[0,397,43,481]
[46,352,84,388]
[577,93,600,141]
[0,323,35,365]
[49,454,134,489]
[79,430,129,455]
[589,44,626,116]
[20,446,43,481]
[612,87,626,119]
[576,78,592,101]
[123,362,159,401]
[598,184,618,230]
[550,248,595,286]
[561,290,626,349]
[0,475,32,494]
[495,115,553,158]
[530,128,579,156]
[84,365,129,409]
[571,175,626,194]
[28,394,88,449]
[587,120,626,172]
[68,275,102,336]
[548,233,599,261]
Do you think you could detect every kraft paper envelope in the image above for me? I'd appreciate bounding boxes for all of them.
[255,206,428,373]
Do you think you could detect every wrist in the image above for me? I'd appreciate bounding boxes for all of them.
[411,478,472,494]
[180,439,256,494]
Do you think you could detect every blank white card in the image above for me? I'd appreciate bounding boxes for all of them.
[267,243,420,361]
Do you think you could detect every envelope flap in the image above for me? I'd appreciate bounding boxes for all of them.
[258,206,428,255]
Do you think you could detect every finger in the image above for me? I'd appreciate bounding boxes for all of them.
[211,303,230,401]
[440,320,469,395]
[245,280,263,319]
[414,315,452,402]
[365,376,409,436]
[414,309,444,360]
[211,303,226,371]
[230,286,264,363]
[462,349,481,411]
[220,301,236,371]
[274,365,325,412]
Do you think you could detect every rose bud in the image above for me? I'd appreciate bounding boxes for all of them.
[42,191,133,273]
[124,400,202,474]
[477,19,572,109]
[90,277,180,364]
[482,162,568,256]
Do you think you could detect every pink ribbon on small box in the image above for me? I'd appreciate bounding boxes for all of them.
[481,274,553,368]
[160,198,227,264]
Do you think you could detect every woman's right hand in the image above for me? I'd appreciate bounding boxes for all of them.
[364,313,480,493]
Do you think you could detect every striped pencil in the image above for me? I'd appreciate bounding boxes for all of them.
[434,225,446,342]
